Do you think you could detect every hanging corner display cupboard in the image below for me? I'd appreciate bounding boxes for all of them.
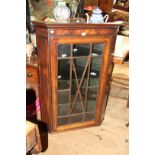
[33,21,119,132]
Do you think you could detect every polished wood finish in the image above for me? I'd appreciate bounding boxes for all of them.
[99,0,114,13]
[84,0,99,7]
[113,5,129,12]
[112,9,129,22]
[26,64,38,85]
[33,21,119,132]
[113,0,129,12]
[26,56,39,96]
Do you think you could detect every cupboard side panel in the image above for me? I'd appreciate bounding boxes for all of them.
[95,37,111,123]
[50,39,58,131]
[36,35,52,132]
[100,34,117,122]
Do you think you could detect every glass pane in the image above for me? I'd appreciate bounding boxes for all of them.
[73,44,90,56]
[80,79,87,96]
[58,117,69,126]
[58,91,69,104]
[58,80,70,90]
[72,57,88,80]
[90,57,102,78]
[92,43,104,56]
[81,78,99,88]
[84,112,95,121]
[69,114,83,123]
[70,88,84,114]
[58,59,70,89]
[57,42,105,127]
[58,44,71,58]
[87,99,96,112]
[58,104,69,116]
[85,87,98,114]
[71,102,83,114]
[89,78,99,86]
[71,79,77,96]
[87,87,98,101]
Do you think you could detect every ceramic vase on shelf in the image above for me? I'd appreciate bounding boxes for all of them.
[69,0,79,18]
[53,1,71,23]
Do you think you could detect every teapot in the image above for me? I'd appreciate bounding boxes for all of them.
[85,7,109,23]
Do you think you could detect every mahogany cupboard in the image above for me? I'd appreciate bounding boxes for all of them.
[33,21,119,132]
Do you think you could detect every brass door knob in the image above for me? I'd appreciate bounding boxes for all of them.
[27,72,32,77]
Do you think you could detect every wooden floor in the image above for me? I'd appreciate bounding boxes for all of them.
[35,64,129,155]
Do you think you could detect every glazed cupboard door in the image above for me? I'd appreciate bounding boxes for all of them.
[50,37,111,131]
